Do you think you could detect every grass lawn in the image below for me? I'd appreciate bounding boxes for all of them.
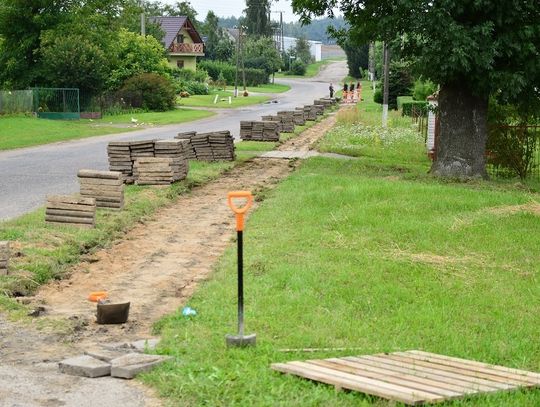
[247,83,290,94]
[275,59,334,79]
[0,109,214,151]
[177,91,269,109]
[141,82,540,406]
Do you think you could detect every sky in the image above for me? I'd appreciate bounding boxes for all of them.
[176,0,308,23]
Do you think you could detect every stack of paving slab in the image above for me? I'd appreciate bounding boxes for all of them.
[312,104,325,116]
[0,241,9,276]
[154,139,189,178]
[58,339,170,379]
[174,131,197,159]
[46,196,96,228]
[128,140,155,183]
[78,170,124,210]
[240,121,280,142]
[261,115,283,132]
[293,110,306,125]
[315,98,335,108]
[277,111,295,132]
[190,133,214,161]
[107,142,132,181]
[134,157,185,185]
[304,105,318,120]
[209,131,236,161]
[296,107,310,121]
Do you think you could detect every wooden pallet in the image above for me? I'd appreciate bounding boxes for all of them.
[271,350,540,405]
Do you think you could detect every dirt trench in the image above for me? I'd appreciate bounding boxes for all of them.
[1,113,337,362]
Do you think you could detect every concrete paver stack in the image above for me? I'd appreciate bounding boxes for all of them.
[154,139,189,178]
[175,132,197,159]
[107,142,132,181]
[134,158,186,185]
[78,170,124,210]
[277,111,295,132]
[0,241,9,276]
[239,121,280,142]
[45,196,96,228]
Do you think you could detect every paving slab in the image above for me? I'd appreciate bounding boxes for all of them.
[131,338,161,352]
[111,353,171,379]
[85,348,129,363]
[58,355,111,378]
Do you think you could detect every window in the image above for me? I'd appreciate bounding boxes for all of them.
[177,34,184,43]
[176,60,184,68]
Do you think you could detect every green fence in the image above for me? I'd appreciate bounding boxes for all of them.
[32,88,80,120]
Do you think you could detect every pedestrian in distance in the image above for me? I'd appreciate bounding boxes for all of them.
[343,83,348,103]
[349,82,355,92]
[329,83,334,98]
[343,83,348,92]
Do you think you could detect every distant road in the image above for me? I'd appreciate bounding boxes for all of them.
[0,61,348,221]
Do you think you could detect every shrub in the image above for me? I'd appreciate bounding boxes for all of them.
[397,96,413,110]
[487,100,539,180]
[198,60,268,86]
[289,59,307,76]
[170,68,208,83]
[181,81,208,95]
[402,101,428,117]
[413,79,437,101]
[119,73,176,111]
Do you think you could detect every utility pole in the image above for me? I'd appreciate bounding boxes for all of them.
[140,0,145,36]
[240,25,247,93]
[234,26,241,97]
[368,42,375,82]
[382,42,390,127]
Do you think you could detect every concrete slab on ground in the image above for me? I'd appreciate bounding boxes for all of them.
[111,353,171,379]
[58,355,111,378]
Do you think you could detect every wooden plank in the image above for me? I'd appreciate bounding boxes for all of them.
[291,361,445,402]
[272,362,426,405]
[354,356,509,390]
[409,351,540,382]
[307,360,462,398]
[398,352,540,386]
[340,356,497,393]
[323,358,479,395]
[383,354,523,388]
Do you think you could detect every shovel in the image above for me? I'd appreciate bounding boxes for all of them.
[225,191,256,348]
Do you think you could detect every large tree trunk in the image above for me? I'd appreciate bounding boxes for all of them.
[430,83,489,178]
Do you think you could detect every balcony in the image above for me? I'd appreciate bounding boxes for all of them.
[169,43,204,55]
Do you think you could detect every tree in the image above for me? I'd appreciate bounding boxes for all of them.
[244,0,271,36]
[292,0,540,178]
[339,37,369,79]
[294,36,312,64]
[243,36,282,77]
[107,29,170,90]
[202,10,234,61]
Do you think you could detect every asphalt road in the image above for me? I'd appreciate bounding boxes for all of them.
[0,61,347,221]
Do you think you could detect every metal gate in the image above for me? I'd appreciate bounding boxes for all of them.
[33,88,80,120]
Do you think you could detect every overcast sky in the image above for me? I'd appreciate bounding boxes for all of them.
[174,0,310,23]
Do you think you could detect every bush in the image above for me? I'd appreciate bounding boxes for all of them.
[180,81,208,95]
[402,101,428,117]
[487,100,539,180]
[197,60,268,86]
[397,96,413,110]
[373,88,383,104]
[119,73,176,111]
[289,59,307,75]
[170,68,208,83]
[372,61,413,109]
[413,79,437,101]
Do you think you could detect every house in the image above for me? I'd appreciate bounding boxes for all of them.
[282,36,322,62]
[151,16,204,70]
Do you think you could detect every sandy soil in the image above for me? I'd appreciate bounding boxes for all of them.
[0,112,338,407]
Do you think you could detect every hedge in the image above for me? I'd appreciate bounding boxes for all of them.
[198,60,268,86]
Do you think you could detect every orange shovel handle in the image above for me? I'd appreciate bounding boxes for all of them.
[227,191,253,231]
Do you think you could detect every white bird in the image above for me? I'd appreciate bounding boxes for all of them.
[131,117,138,124]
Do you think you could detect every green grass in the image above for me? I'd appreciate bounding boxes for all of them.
[247,83,291,94]
[177,91,269,109]
[275,60,333,79]
[142,88,540,406]
[0,109,214,151]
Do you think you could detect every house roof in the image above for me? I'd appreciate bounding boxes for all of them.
[150,16,202,49]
